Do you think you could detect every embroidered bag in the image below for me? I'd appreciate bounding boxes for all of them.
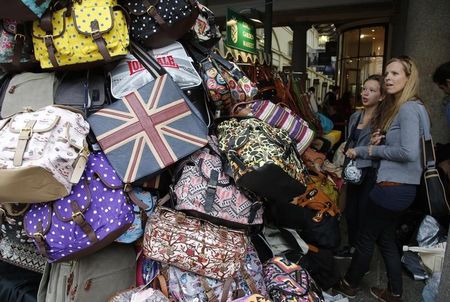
[0,105,89,203]
[123,0,199,49]
[23,152,134,262]
[173,136,264,230]
[191,2,221,48]
[217,117,307,204]
[0,203,47,273]
[0,19,37,72]
[143,207,248,280]
[263,257,324,302]
[0,0,52,21]
[233,100,315,155]
[32,0,129,69]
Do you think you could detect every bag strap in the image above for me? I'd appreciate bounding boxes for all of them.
[344,111,362,153]
[130,41,166,78]
[416,103,433,168]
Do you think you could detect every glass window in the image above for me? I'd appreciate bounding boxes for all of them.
[342,29,359,58]
[359,26,385,57]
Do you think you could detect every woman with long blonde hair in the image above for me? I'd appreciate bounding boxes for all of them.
[333,56,431,302]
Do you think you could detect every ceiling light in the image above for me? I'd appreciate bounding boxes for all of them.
[372,37,376,40]
[371,29,375,32]
[360,34,365,38]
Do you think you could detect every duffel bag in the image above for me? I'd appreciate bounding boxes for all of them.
[0,105,89,203]
[32,0,129,69]
[217,117,307,204]
[23,152,134,262]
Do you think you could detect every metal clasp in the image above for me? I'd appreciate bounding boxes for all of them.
[14,33,25,41]
[18,127,33,140]
[72,211,85,221]
[146,5,156,15]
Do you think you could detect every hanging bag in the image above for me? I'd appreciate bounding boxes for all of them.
[342,111,366,185]
[88,41,208,185]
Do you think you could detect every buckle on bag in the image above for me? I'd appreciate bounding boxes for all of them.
[146,5,156,15]
[14,33,25,41]
[33,232,45,242]
[19,127,33,140]
[43,34,53,45]
[72,211,85,221]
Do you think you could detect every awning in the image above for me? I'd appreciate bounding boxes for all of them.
[218,40,269,65]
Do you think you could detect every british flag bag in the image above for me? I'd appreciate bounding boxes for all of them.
[88,42,208,185]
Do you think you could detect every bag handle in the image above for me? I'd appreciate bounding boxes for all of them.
[130,41,167,78]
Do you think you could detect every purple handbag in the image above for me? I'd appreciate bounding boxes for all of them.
[23,152,134,262]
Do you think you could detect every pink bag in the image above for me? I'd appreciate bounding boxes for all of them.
[173,137,263,230]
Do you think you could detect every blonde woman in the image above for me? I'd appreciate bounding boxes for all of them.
[333,56,430,302]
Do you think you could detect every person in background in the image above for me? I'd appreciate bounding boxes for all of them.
[432,61,450,128]
[308,87,319,112]
[333,75,384,260]
[333,56,430,302]
[323,85,340,116]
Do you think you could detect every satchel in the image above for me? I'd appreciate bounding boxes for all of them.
[263,257,324,302]
[37,242,136,302]
[23,152,134,262]
[233,100,315,155]
[173,136,264,230]
[0,0,52,21]
[0,72,56,118]
[165,243,266,302]
[217,117,307,204]
[88,41,208,185]
[0,203,47,273]
[123,0,199,49]
[0,105,89,203]
[32,0,129,69]
[0,19,38,72]
[143,207,248,280]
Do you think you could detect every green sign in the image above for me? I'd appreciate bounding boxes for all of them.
[226,9,256,54]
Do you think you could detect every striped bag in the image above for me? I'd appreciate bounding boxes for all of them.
[233,100,314,154]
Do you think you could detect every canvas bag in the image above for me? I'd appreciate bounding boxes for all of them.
[0,0,52,21]
[0,203,47,273]
[88,41,208,185]
[233,100,315,155]
[32,0,129,69]
[165,244,267,302]
[37,242,136,302]
[0,19,38,72]
[123,0,199,49]
[23,151,134,262]
[191,2,221,48]
[0,72,56,118]
[54,70,108,114]
[263,257,324,302]
[217,117,307,204]
[109,42,202,99]
[0,105,89,203]
[143,207,248,281]
[173,136,264,230]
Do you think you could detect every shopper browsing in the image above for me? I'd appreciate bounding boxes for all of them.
[333,56,431,302]
[334,74,384,260]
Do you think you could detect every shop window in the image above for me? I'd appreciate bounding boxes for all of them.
[337,25,386,107]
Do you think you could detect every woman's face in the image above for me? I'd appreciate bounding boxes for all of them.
[384,61,409,97]
[361,79,382,108]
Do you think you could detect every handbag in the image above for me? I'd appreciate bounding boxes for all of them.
[109,286,169,302]
[0,0,52,21]
[123,0,199,49]
[173,136,264,230]
[233,100,315,155]
[422,136,450,217]
[0,203,47,273]
[263,257,324,302]
[342,111,365,185]
[88,41,208,185]
[37,242,136,302]
[32,0,129,69]
[165,243,266,302]
[23,152,135,262]
[143,207,248,280]
[0,19,38,72]
[191,2,221,48]
[217,117,307,204]
[0,105,90,203]
[0,72,56,118]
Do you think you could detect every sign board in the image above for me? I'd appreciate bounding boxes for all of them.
[225,9,256,54]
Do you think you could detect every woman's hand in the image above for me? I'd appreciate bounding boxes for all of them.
[371,129,385,145]
[345,148,357,159]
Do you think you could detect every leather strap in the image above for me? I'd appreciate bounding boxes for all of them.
[39,13,59,67]
[90,20,112,62]
[128,189,152,210]
[204,169,219,213]
[33,221,48,258]
[70,144,89,184]
[14,119,36,167]
[220,278,234,302]
[70,201,98,243]
[152,274,169,298]
[143,0,166,26]
[201,278,219,302]
[12,22,25,66]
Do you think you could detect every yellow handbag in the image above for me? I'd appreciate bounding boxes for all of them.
[32,0,129,69]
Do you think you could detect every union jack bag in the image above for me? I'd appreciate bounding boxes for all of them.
[88,42,208,184]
